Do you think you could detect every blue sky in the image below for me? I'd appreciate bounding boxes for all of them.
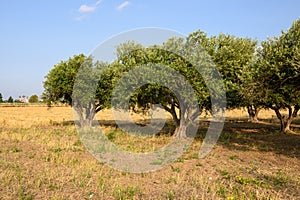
[0,0,299,99]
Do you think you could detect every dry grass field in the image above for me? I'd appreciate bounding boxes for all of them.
[0,105,299,199]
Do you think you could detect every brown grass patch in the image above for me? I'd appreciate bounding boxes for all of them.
[0,106,299,199]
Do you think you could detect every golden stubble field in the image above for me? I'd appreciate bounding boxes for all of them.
[0,105,299,199]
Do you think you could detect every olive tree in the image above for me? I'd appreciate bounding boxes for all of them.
[112,33,225,138]
[207,33,258,120]
[255,18,300,133]
[43,54,114,127]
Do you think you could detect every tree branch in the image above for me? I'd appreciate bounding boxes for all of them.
[163,104,180,126]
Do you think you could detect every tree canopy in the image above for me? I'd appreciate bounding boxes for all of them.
[252,18,300,133]
[43,54,113,127]
[111,34,226,137]
[43,18,300,134]
[7,96,13,103]
[29,94,39,103]
[43,54,86,106]
[207,33,257,109]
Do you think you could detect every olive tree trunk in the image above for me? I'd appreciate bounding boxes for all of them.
[247,105,261,122]
[73,101,96,128]
[163,104,200,138]
[176,107,188,138]
[272,105,299,134]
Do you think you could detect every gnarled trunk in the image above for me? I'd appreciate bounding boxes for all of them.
[272,105,299,134]
[174,106,200,138]
[73,100,96,128]
[175,121,188,138]
[163,103,180,128]
[247,105,261,122]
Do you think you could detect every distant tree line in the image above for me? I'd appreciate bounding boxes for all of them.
[0,94,40,103]
[43,18,300,134]
[0,94,15,103]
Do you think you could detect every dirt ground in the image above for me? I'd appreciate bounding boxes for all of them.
[0,106,299,199]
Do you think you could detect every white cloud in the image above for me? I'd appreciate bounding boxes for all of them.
[76,1,104,20]
[78,1,104,13]
[79,4,97,13]
[116,1,130,11]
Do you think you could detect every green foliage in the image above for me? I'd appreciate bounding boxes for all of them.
[207,33,257,108]
[229,155,239,160]
[253,18,300,132]
[42,20,299,133]
[113,31,256,130]
[43,54,113,127]
[14,99,23,103]
[257,18,300,107]
[7,96,13,103]
[170,165,181,172]
[218,169,231,179]
[112,36,217,135]
[43,54,86,106]
[28,94,39,103]
[165,190,175,200]
[263,170,290,188]
[113,185,139,200]
[19,186,34,200]
[0,93,3,103]
[107,131,116,141]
